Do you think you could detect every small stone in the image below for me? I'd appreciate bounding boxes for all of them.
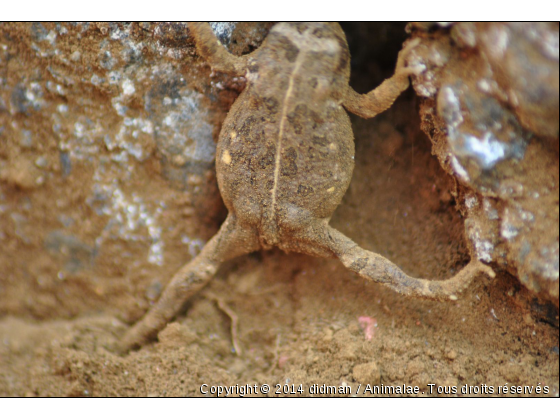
[352,361,381,385]
[446,350,458,360]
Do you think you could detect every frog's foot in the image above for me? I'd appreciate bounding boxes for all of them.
[395,38,425,79]
[188,22,250,75]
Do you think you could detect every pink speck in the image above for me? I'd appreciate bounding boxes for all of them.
[358,316,377,341]
[278,355,289,369]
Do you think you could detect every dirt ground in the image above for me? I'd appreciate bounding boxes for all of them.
[0,22,558,397]
[1,97,557,397]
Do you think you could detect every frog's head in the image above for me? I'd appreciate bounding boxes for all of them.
[247,22,351,103]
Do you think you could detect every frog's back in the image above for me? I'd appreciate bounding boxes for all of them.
[216,23,355,245]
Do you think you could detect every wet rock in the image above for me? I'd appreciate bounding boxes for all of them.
[408,22,559,303]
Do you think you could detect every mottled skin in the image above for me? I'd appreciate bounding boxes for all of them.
[120,22,495,351]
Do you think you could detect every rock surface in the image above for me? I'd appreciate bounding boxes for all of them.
[0,22,271,319]
[408,22,559,302]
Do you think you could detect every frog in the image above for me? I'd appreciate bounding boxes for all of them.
[120,22,495,351]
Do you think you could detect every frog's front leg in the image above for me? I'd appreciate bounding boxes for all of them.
[189,22,249,75]
[343,38,424,119]
[119,214,259,352]
[292,222,494,301]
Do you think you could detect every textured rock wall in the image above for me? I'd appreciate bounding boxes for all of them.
[0,22,271,319]
[408,22,559,302]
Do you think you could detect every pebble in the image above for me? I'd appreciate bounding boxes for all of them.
[446,350,458,360]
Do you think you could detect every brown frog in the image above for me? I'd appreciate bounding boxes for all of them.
[121,22,494,351]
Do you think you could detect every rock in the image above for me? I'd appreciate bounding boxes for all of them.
[446,350,457,360]
[0,22,271,317]
[407,22,559,303]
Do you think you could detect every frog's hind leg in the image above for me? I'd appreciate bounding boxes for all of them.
[189,22,250,75]
[293,222,494,301]
[119,214,259,352]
